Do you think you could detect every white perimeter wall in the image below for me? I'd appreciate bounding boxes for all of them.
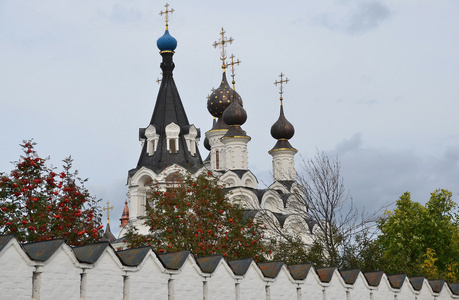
[1,237,458,300]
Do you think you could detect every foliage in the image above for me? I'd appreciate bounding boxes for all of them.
[125,173,271,260]
[0,140,103,245]
[270,234,309,265]
[377,189,459,280]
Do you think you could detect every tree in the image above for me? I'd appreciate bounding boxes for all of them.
[377,189,459,280]
[286,151,382,268]
[0,140,103,245]
[125,173,271,260]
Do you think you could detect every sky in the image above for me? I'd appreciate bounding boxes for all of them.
[1,1,459,237]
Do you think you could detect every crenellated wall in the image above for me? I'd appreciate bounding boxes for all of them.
[0,235,458,300]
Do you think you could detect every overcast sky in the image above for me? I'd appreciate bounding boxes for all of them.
[1,1,458,236]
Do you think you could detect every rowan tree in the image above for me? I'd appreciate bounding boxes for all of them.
[0,140,103,245]
[125,173,271,260]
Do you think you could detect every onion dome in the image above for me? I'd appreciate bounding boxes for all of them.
[271,105,295,140]
[207,72,232,118]
[157,29,177,52]
[222,94,247,126]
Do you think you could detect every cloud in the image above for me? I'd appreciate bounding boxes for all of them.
[326,135,459,215]
[316,1,392,34]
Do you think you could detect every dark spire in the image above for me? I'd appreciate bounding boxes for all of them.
[129,20,203,177]
[102,223,116,243]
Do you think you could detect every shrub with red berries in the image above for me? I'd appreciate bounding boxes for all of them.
[125,173,271,260]
[0,140,103,245]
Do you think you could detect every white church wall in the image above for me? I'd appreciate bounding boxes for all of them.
[0,238,34,300]
[238,261,266,300]
[300,268,325,300]
[39,244,81,300]
[203,259,236,300]
[347,271,371,300]
[83,248,124,300]
[320,269,348,300]
[415,279,435,300]
[371,274,395,300]
[1,236,459,300]
[169,255,204,300]
[267,265,298,300]
[127,252,169,299]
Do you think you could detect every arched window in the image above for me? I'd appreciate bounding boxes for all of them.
[165,122,180,154]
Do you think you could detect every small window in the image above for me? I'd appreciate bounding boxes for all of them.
[169,139,177,153]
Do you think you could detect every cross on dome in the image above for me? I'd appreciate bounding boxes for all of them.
[226,54,241,90]
[274,73,289,104]
[160,3,174,29]
[103,200,114,224]
[213,28,234,67]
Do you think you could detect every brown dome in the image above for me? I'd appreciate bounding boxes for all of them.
[223,94,247,126]
[271,105,295,140]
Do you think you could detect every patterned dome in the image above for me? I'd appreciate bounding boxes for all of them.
[207,71,243,118]
[207,72,232,118]
[157,29,177,52]
[271,105,295,140]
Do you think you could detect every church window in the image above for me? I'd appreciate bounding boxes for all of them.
[165,122,180,154]
[216,150,220,169]
[145,125,160,156]
[184,125,198,156]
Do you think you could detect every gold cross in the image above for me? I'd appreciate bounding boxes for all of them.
[274,73,289,103]
[213,28,234,67]
[102,200,114,224]
[160,3,174,28]
[226,54,241,90]
[156,72,163,84]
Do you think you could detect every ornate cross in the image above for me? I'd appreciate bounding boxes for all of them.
[160,3,174,27]
[213,28,234,67]
[103,200,114,224]
[274,73,289,103]
[226,54,241,90]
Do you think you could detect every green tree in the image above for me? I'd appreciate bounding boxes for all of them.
[125,173,271,260]
[0,140,103,245]
[377,189,459,279]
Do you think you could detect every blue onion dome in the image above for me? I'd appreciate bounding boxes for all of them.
[271,105,295,140]
[223,94,247,126]
[157,29,177,52]
[207,72,232,118]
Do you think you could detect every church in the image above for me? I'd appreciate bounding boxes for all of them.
[113,5,313,247]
